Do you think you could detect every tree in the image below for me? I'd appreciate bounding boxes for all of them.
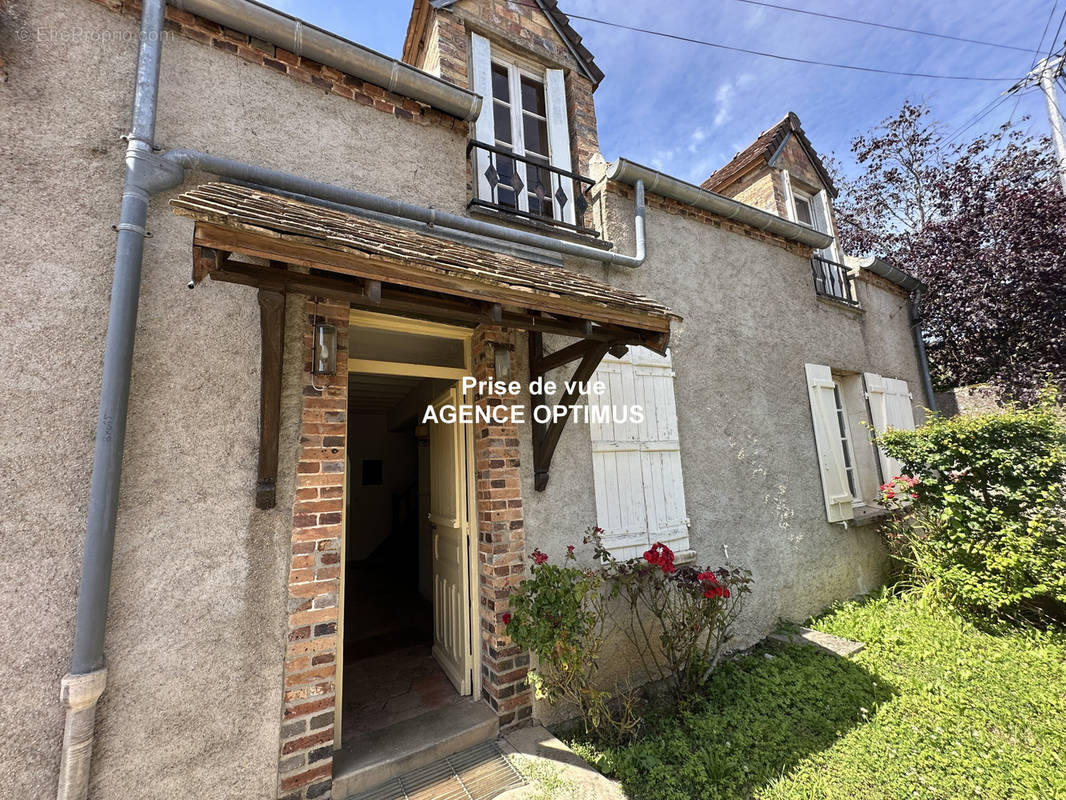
[834,102,1066,403]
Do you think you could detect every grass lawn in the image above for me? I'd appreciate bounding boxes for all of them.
[568,591,1066,799]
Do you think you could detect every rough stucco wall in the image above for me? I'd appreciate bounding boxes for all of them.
[0,1,467,797]
[522,190,927,724]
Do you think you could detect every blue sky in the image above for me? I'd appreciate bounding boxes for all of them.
[261,1,1062,183]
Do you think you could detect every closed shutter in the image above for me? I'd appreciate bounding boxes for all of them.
[864,373,915,484]
[806,363,855,523]
[469,33,494,205]
[589,348,689,559]
[544,68,576,226]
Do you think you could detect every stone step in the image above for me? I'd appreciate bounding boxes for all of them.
[334,699,499,799]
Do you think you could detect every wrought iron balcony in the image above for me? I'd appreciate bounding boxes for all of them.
[811,255,859,306]
[467,140,597,235]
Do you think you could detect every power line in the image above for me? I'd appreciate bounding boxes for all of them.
[940,93,1014,150]
[510,1,1015,82]
[733,0,1037,54]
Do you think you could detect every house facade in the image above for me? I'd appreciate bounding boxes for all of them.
[1,1,931,799]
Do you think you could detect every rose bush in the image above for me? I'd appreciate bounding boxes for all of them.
[503,529,752,739]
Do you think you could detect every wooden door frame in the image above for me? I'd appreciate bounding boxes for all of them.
[337,311,481,746]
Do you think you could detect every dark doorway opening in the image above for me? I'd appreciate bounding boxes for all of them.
[341,374,461,741]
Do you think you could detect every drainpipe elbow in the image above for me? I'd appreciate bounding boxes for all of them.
[126,141,185,196]
[609,178,646,268]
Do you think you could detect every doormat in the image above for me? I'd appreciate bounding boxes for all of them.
[346,741,526,800]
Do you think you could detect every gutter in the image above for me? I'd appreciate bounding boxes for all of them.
[170,0,482,121]
[853,256,938,414]
[163,148,647,267]
[606,158,834,250]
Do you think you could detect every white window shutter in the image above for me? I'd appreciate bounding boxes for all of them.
[469,33,494,205]
[544,68,576,225]
[865,373,914,484]
[780,169,797,221]
[885,378,916,432]
[805,364,855,523]
[589,348,689,558]
[811,191,837,261]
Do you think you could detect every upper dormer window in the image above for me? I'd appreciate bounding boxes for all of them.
[792,192,814,227]
[489,59,553,218]
[469,33,589,231]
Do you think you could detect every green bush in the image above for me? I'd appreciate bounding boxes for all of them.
[877,389,1066,624]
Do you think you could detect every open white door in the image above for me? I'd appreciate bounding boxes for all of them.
[428,387,473,695]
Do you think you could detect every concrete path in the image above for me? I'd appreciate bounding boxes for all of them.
[498,725,628,800]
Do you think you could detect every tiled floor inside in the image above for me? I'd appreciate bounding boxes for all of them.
[342,644,463,740]
[341,558,461,743]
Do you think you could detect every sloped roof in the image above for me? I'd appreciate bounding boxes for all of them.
[429,0,604,85]
[701,111,837,198]
[170,183,676,333]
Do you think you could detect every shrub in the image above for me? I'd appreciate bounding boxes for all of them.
[592,536,752,698]
[504,545,640,741]
[877,389,1066,624]
[503,532,752,740]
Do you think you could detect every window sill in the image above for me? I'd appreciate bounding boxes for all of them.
[816,294,864,314]
[467,202,614,250]
[850,505,894,527]
[674,548,697,566]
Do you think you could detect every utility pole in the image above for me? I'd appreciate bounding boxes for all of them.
[1009,50,1066,195]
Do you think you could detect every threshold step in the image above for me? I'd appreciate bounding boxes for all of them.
[334,700,498,799]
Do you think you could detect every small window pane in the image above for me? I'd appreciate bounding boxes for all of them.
[496,156,517,208]
[493,101,512,145]
[491,63,510,103]
[527,163,553,217]
[794,196,813,226]
[523,115,548,158]
[520,75,546,116]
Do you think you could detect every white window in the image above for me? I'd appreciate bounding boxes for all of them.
[588,348,690,559]
[863,373,917,485]
[470,33,576,225]
[793,192,814,227]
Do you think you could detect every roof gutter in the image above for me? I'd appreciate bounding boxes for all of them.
[170,0,482,121]
[852,255,922,292]
[606,158,834,250]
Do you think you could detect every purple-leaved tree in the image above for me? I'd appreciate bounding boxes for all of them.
[834,102,1066,403]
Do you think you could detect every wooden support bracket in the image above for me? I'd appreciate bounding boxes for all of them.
[529,331,612,491]
[255,283,286,509]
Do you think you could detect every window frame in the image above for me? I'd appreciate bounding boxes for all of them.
[486,54,559,221]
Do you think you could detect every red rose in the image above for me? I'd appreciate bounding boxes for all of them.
[502,612,512,625]
[531,549,548,565]
[566,545,576,559]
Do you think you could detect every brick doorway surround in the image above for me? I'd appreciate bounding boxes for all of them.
[276,310,531,800]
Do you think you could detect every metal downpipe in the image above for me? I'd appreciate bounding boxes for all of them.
[163,149,648,267]
[910,288,938,414]
[58,2,168,799]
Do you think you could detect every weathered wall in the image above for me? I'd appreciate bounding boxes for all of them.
[0,1,467,797]
[520,187,927,723]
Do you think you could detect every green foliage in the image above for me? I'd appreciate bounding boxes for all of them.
[877,390,1066,624]
[594,536,753,698]
[571,592,1066,800]
[504,534,752,741]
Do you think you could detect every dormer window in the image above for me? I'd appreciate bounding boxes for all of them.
[469,33,591,232]
[792,192,814,227]
[489,59,553,218]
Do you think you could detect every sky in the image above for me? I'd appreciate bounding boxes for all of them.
[259,0,1064,184]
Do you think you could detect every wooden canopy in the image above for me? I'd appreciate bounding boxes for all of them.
[171,183,676,350]
[171,182,680,494]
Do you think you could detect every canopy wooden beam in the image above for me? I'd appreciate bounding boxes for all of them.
[255,285,286,509]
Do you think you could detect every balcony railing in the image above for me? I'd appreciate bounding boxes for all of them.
[811,255,859,305]
[467,140,597,235]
